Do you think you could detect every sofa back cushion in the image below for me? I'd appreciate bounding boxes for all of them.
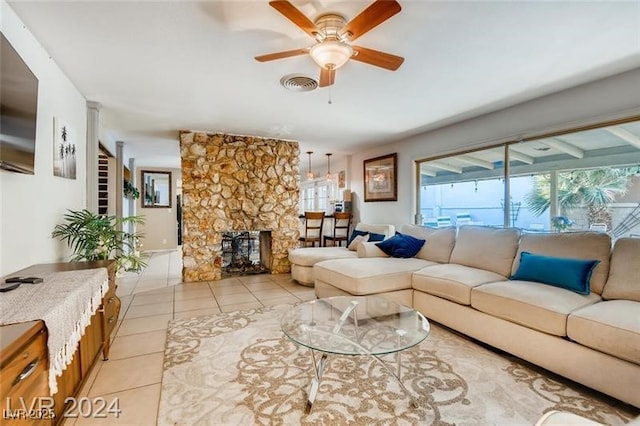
[449,226,520,277]
[602,237,640,301]
[400,224,456,263]
[513,231,611,294]
[355,223,396,239]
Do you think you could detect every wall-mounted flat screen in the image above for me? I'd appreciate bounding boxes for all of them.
[0,32,39,174]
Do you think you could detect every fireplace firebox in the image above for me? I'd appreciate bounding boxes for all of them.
[221,231,271,276]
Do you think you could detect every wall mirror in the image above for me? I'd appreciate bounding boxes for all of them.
[141,170,171,208]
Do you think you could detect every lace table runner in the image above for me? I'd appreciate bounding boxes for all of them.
[0,268,109,394]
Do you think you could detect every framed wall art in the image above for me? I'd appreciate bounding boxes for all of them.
[363,153,397,202]
[338,170,346,189]
[53,117,76,179]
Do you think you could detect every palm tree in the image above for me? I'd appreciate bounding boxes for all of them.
[525,167,634,229]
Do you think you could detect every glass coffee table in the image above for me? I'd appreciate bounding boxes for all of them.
[280,296,430,409]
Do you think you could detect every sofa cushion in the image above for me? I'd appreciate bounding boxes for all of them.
[602,237,640,302]
[449,226,520,277]
[288,247,357,267]
[567,300,640,365]
[346,222,396,246]
[375,233,425,258]
[347,229,384,246]
[412,264,506,305]
[354,223,396,239]
[348,234,369,251]
[357,242,389,258]
[471,281,601,336]
[314,258,435,295]
[512,232,611,294]
[400,224,456,263]
[511,251,600,295]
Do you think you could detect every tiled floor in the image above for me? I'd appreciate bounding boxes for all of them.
[65,249,315,425]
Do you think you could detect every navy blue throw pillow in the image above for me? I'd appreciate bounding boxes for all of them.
[511,251,600,295]
[375,233,425,258]
[367,232,386,242]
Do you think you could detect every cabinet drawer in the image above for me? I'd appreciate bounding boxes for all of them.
[1,328,48,402]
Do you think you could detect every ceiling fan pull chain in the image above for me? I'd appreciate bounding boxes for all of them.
[328,85,332,105]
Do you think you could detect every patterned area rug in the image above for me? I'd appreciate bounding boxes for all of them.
[159,305,637,425]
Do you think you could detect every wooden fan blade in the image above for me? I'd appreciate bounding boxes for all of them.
[269,1,319,38]
[319,67,336,87]
[351,45,404,70]
[341,0,401,41]
[255,48,309,62]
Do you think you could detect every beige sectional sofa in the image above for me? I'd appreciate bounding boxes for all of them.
[313,224,640,408]
[536,410,640,425]
[288,223,395,286]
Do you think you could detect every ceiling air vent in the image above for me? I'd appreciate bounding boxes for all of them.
[280,74,318,92]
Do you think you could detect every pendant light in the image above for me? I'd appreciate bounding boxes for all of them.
[306,151,314,180]
[326,153,333,181]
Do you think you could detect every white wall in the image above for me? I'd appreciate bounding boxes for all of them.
[351,68,640,230]
[0,1,87,275]
[136,167,180,251]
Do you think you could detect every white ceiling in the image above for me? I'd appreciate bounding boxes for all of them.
[8,0,640,169]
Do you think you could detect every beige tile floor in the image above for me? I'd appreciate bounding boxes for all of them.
[64,249,315,425]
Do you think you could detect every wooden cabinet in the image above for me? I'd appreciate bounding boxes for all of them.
[100,269,120,360]
[0,321,50,425]
[0,261,119,424]
[51,311,102,421]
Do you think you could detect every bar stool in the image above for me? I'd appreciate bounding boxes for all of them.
[324,212,352,247]
[299,211,325,247]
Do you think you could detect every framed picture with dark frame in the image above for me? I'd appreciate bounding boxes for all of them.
[363,153,397,202]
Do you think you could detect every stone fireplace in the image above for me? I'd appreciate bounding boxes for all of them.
[180,131,300,282]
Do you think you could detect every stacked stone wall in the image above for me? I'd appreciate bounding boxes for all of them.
[180,131,300,281]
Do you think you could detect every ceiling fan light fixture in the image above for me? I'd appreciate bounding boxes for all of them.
[309,40,353,70]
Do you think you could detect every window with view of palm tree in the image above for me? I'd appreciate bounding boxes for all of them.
[525,167,635,231]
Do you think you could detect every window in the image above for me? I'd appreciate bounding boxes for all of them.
[300,180,336,214]
[418,147,506,228]
[416,118,640,238]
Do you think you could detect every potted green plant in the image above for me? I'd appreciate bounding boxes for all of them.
[52,209,148,274]
[124,180,140,200]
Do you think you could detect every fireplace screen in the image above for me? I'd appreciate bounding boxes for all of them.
[221,231,270,276]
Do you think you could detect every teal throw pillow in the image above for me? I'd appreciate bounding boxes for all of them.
[375,233,425,258]
[511,251,600,295]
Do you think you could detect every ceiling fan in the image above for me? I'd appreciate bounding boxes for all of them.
[256,0,404,87]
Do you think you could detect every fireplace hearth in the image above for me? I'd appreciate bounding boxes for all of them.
[221,231,271,277]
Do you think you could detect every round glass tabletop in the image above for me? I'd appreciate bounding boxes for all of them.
[280,296,430,356]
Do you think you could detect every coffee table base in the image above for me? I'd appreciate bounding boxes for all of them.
[305,348,420,412]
